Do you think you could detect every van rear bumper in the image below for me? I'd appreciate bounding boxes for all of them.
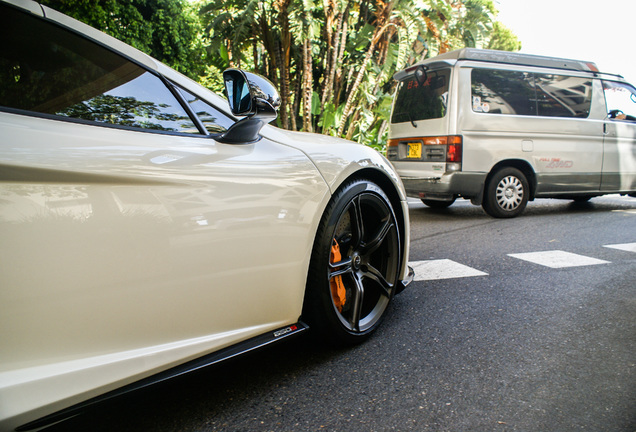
[401,172,486,200]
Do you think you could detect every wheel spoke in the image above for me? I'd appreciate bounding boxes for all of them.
[361,216,394,255]
[349,274,365,331]
[362,264,393,298]
[350,196,365,248]
[329,258,353,278]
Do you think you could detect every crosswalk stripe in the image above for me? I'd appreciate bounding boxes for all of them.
[410,244,632,283]
[603,242,636,253]
[410,259,488,281]
[507,250,610,268]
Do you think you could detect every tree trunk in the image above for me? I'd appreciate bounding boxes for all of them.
[321,9,344,107]
[302,39,314,133]
[274,0,292,129]
[337,21,395,137]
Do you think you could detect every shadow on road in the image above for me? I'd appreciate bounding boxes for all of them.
[42,333,354,432]
[409,196,636,221]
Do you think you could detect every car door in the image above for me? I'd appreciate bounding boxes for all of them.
[0,4,327,386]
[601,80,636,191]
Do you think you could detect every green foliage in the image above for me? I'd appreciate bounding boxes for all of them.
[39,0,207,80]
[487,21,522,51]
[198,0,520,147]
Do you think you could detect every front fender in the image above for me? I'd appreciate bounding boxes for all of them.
[260,127,406,200]
[260,126,411,290]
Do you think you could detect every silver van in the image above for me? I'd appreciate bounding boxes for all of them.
[387,48,636,217]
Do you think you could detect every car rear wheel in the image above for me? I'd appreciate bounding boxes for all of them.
[303,179,401,345]
[482,167,529,218]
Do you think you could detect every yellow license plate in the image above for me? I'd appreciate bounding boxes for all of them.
[406,142,422,159]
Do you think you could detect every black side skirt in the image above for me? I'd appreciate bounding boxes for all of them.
[17,322,309,431]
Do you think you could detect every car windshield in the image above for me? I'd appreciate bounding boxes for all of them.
[391,68,450,123]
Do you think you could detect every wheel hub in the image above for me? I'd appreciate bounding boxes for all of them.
[352,253,362,270]
[505,187,514,198]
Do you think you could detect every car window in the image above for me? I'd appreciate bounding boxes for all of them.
[603,81,636,120]
[471,68,592,118]
[535,74,592,118]
[392,69,450,123]
[174,86,234,134]
[471,69,537,115]
[0,4,200,134]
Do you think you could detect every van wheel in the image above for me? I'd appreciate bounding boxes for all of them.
[422,198,456,208]
[482,167,529,218]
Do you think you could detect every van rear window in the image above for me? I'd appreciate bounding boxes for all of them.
[392,69,450,123]
[471,69,592,118]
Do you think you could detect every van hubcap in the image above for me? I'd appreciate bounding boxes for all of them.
[496,176,523,210]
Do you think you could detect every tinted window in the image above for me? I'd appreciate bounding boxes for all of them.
[471,69,536,115]
[175,87,234,134]
[535,74,592,118]
[471,68,592,118]
[0,4,198,134]
[392,69,451,123]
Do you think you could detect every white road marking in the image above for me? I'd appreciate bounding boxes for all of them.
[507,250,610,268]
[410,259,488,281]
[603,242,636,253]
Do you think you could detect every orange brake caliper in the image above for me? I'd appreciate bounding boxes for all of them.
[330,239,347,312]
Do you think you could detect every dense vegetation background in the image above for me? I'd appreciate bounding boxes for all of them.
[41,0,520,150]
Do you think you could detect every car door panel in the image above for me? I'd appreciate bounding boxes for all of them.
[0,112,328,369]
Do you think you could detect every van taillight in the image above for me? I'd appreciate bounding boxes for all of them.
[446,136,462,162]
[387,135,462,163]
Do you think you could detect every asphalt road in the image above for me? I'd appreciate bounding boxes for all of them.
[48,196,636,432]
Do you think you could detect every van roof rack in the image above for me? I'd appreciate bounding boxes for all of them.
[434,48,598,72]
[395,49,626,82]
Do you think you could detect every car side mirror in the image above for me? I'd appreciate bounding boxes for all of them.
[217,69,281,144]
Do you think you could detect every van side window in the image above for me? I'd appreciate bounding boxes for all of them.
[471,69,536,115]
[392,69,450,123]
[603,81,636,121]
[0,6,199,134]
[535,74,592,118]
[471,69,592,118]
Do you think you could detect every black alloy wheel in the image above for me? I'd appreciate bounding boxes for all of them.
[303,179,401,345]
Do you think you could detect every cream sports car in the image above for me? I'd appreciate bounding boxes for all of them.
[0,0,412,430]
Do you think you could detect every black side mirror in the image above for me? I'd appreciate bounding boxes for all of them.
[217,69,280,144]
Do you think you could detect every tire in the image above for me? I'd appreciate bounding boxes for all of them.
[482,167,529,218]
[303,179,401,345]
[422,197,456,208]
